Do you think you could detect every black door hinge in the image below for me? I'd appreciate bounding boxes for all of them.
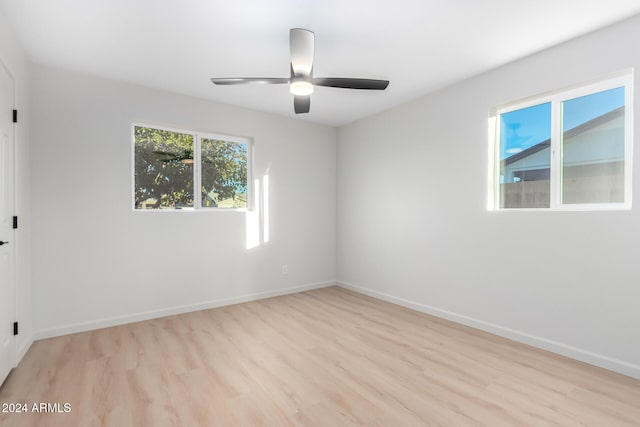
[12,110,17,123]
[12,216,17,229]
[13,322,18,336]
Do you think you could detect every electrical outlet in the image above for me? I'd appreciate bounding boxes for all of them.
[281,265,288,275]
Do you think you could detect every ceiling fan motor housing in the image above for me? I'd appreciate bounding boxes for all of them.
[289,74,314,96]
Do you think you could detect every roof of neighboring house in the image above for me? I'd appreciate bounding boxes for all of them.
[504,106,624,165]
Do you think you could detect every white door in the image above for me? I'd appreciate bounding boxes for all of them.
[0,60,15,386]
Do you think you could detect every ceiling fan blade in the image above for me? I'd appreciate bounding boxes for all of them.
[313,77,389,90]
[294,95,310,114]
[290,28,314,76]
[211,78,289,85]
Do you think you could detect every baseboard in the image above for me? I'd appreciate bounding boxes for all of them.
[337,280,640,380]
[34,280,336,340]
[15,337,33,366]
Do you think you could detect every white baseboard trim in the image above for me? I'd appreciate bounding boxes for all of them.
[337,280,640,380]
[15,338,33,367]
[34,280,336,340]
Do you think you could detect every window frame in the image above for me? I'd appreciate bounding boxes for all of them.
[489,73,633,211]
[131,123,253,212]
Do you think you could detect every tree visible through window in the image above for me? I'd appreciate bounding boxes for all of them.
[201,138,248,208]
[134,125,249,210]
[134,126,195,209]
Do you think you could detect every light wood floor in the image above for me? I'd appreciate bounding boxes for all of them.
[1,286,639,426]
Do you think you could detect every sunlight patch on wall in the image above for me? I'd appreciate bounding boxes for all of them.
[263,174,270,243]
[245,174,270,249]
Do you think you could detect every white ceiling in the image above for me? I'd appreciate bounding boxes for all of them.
[2,1,640,127]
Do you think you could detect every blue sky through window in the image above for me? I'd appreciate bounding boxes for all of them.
[500,103,551,159]
[500,86,624,160]
[562,86,624,131]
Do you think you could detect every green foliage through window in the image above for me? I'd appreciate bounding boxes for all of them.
[134,125,249,210]
[201,138,248,208]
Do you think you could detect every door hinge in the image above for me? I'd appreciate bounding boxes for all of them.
[13,322,18,336]
[12,110,17,123]
[13,216,17,229]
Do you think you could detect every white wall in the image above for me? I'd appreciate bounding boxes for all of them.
[337,15,640,378]
[30,65,336,337]
[21,11,640,380]
[0,12,32,363]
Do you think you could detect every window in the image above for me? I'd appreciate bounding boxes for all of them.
[490,74,633,210]
[133,124,250,210]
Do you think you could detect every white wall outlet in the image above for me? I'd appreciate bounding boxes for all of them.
[281,264,288,275]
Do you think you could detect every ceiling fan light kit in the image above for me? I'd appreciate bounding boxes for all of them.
[211,28,389,114]
[290,79,314,96]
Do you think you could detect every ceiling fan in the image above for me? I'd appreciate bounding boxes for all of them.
[211,28,390,114]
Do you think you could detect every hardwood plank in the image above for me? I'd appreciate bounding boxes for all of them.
[0,286,638,426]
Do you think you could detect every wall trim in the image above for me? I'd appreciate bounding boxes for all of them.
[34,280,336,340]
[15,338,33,367]
[337,280,640,380]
